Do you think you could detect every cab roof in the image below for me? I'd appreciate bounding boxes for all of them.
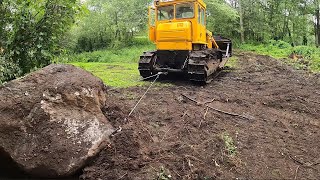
[154,0,206,8]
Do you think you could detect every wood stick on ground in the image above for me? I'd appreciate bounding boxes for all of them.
[117,173,128,180]
[199,107,209,128]
[182,111,189,118]
[203,107,209,120]
[297,96,320,105]
[203,98,216,105]
[182,94,252,120]
[289,155,320,168]
[160,127,171,142]
[294,165,300,180]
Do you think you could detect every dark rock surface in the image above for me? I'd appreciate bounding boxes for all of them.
[0,64,114,178]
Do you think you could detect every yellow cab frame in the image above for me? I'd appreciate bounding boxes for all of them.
[148,0,218,51]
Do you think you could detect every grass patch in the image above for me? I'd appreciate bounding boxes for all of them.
[55,37,155,64]
[225,56,238,68]
[222,132,237,157]
[71,62,147,87]
[155,166,172,180]
[57,44,155,64]
[62,37,161,88]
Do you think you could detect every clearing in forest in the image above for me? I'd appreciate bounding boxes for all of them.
[80,52,320,180]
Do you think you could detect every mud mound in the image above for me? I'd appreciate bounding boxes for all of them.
[0,64,114,178]
[81,52,320,179]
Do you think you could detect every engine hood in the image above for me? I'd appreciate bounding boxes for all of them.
[156,21,192,42]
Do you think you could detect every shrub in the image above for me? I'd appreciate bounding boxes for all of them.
[0,0,81,80]
[293,46,316,59]
[0,56,21,84]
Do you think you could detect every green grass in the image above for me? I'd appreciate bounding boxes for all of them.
[57,43,155,64]
[60,37,161,88]
[222,132,237,157]
[155,166,172,180]
[53,36,154,64]
[225,56,239,68]
[71,62,147,87]
[240,40,320,72]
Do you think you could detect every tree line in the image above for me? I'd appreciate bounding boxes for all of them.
[55,0,320,51]
[231,0,320,47]
[1,0,319,83]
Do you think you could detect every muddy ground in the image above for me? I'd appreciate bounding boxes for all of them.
[80,52,320,180]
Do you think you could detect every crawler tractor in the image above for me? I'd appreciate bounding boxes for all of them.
[139,0,232,82]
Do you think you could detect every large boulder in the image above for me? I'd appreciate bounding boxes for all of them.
[0,64,114,178]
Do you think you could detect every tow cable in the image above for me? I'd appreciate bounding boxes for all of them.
[111,72,167,136]
[128,72,167,117]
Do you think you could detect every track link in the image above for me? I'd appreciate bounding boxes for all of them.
[138,51,156,78]
[188,49,222,83]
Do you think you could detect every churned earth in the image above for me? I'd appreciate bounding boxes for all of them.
[81,52,320,180]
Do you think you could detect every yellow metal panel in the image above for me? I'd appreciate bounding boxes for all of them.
[151,0,213,51]
[157,42,192,50]
[156,21,192,42]
[149,27,156,42]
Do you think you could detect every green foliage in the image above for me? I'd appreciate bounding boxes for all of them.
[241,41,320,72]
[155,166,172,180]
[67,0,151,53]
[205,0,239,37]
[223,0,319,46]
[225,56,239,69]
[241,43,292,59]
[268,40,292,49]
[57,38,155,64]
[63,40,154,87]
[0,56,21,84]
[62,39,173,88]
[222,132,237,157]
[0,0,81,83]
[293,46,316,59]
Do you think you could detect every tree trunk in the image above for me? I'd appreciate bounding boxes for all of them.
[317,3,320,47]
[238,0,245,43]
[315,0,320,47]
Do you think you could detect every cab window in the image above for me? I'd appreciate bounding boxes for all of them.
[198,6,201,23]
[158,6,174,21]
[201,8,205,25]
[176,3,194,19]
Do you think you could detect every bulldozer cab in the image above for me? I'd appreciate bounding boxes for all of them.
[148,0,208,51]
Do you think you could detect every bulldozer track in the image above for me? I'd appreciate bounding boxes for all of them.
[187,49,222,82]
[139,49,223,83]
[138,51,156,78]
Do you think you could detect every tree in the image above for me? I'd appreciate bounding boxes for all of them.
[205,0,238,38]
[238,0,245,43]
[69,0,150,52]
[0,0,81,82]
[314,0,320,46]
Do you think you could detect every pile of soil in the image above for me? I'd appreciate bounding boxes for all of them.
[0,64,114,178]
[81,52,320,179]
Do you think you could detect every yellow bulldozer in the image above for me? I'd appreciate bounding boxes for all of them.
[139,0,232,83]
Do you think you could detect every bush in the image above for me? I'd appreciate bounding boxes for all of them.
[267,40,291,49]
[0,0,80,81]
[293,46,316,59]
[0,56,21,84]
